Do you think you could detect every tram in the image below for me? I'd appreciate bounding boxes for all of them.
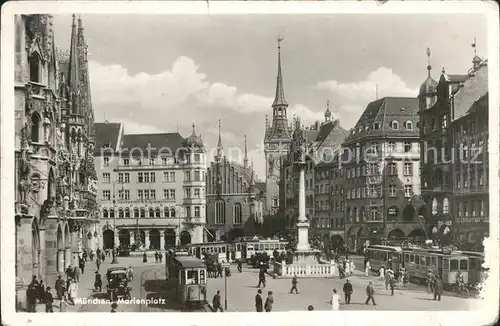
[365,245,403,272]
[185,242,231,262]
[242,238,288,262]
[165,249,207,308]
[456,251,486,286]
[402,246,473,288]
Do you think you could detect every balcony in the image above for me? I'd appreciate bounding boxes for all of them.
[454,187,489,195]
[108,217,184,228]
[455,216,488,224]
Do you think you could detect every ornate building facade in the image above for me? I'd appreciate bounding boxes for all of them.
[14,14,98,310]
[419,45,489,251]
[205,122,265,241]
[264,39,292,215]
[281,103,348,251]
[95,122,207,249]
[342,96,424,250]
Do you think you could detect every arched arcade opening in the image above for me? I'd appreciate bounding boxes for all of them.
[180,230,192,246]
[103,229,114,250]
[149,229,161,250]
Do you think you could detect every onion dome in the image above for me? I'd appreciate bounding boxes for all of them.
[184,123,204,148]
[419,47,438,96]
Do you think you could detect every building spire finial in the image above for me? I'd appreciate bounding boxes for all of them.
[472,37,477,56]
[272,35,288,108]
[217,119,223,149]
[192,123,196,135]
[244,135,249,169]
[426,47,432,76]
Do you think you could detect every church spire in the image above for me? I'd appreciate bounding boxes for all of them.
[68,13,81,114]
[216,119,223,160]
[244,135,249,169]
[272,36,288,108]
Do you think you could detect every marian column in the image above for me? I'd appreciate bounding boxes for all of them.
[296,148,310,251]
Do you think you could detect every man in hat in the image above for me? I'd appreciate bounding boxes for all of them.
[94,271,102,292]
[342,279,353,304]
[44,286,54,313]
[290,274,299,294]
[212,290,223,312]
[255,289,263,312]
[111,302,118,312]
[264,291,274,312]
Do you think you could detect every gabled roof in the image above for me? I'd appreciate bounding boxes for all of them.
[452,62,488,120]
[343,97,419,144]
[121,133,185,156]
[94,122,121,154]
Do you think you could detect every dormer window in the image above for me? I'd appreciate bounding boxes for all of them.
[373,122,381,130]
[405,121,413,130]
[391,121,399,130]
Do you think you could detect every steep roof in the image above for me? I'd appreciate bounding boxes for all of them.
[120,133,185,156]
[94,122,121,153]
[343,97,419,144]
[452,61,488,120]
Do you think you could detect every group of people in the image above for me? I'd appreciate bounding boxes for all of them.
[25,276,53,313]
[154,251,163,263]
[338,259,356,279]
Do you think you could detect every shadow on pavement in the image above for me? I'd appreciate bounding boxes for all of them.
[143,279,168,292]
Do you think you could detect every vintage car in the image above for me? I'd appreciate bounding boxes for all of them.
[106,267,132,301]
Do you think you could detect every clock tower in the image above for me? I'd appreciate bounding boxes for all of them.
[263,37,292,215]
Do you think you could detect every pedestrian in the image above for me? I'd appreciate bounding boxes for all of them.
[74,265,81,283]
[389,275,396,296]
[127,266,134,281]
[82,251,88,262]
[330,289,340,310]
[255,289,263,312]
[94,271,102,292]
[155,251,159,263]
[307,305,314,311]
[96,258,101,272]
[37,279,45,303]
[379,266,385,280]
[101,252,105,262]
[143,252,148,263]
[290,274,299,294]
[212,290,223,312]
[89,250,94,261]
[110,302,118,313]
[80,258,86,274]
[26,284,37,312]
[427,270,435,294]
[29,275,39,288]
[237,259,243,273]
[384,270,391,290]
[264,291,274,312]
[65,265,73,279]
[217,262,223,278]
[364,256,368,269]
[68,279,78,305]
[54,275,64,301]
[44,286,54,313]
[365,280,376,305]
[343,279,353,304]
[159,251,163,263]
[350,260,355,276]
[365,261,371,277]
[433,275,443,301]
[257,268,266,288]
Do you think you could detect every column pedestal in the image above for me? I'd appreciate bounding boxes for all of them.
[57,249,64,273]
[64,247,72,268]
[297,221,311,251]
[160,230,165,251]
[144,231,150,250]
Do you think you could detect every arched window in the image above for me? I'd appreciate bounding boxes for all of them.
[109,209,115,218]
[134,208,139,218]
[155,208,161,218]
[125,207,130,218]
[391,120,399,130]
[405,121,413,130]
[170,207,176,218]
[215,200,226,224]
[431,198,438,215]
[29,54,40,83]
[140,208,145,218]
[233,203,242,224]
[102,209,108,218]
[31,113,41,142]
[164,207,170,218]
[149,208,154,218]
[443,197,450,214]
[353,207,358,222]
[118,208,124,218]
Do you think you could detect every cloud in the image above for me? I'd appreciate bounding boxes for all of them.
[314,67,418,101]
[121,120,167,134]
[313,67,420,129]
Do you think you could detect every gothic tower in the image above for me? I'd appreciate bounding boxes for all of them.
[263,37,292,215]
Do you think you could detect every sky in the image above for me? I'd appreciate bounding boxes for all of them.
[53,14,487,180]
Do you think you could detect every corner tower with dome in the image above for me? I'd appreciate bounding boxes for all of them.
[263,37,292,215]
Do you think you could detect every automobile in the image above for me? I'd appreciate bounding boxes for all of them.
[106,267,132,301]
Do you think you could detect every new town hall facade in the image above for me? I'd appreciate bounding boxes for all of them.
[14,15,99,309]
